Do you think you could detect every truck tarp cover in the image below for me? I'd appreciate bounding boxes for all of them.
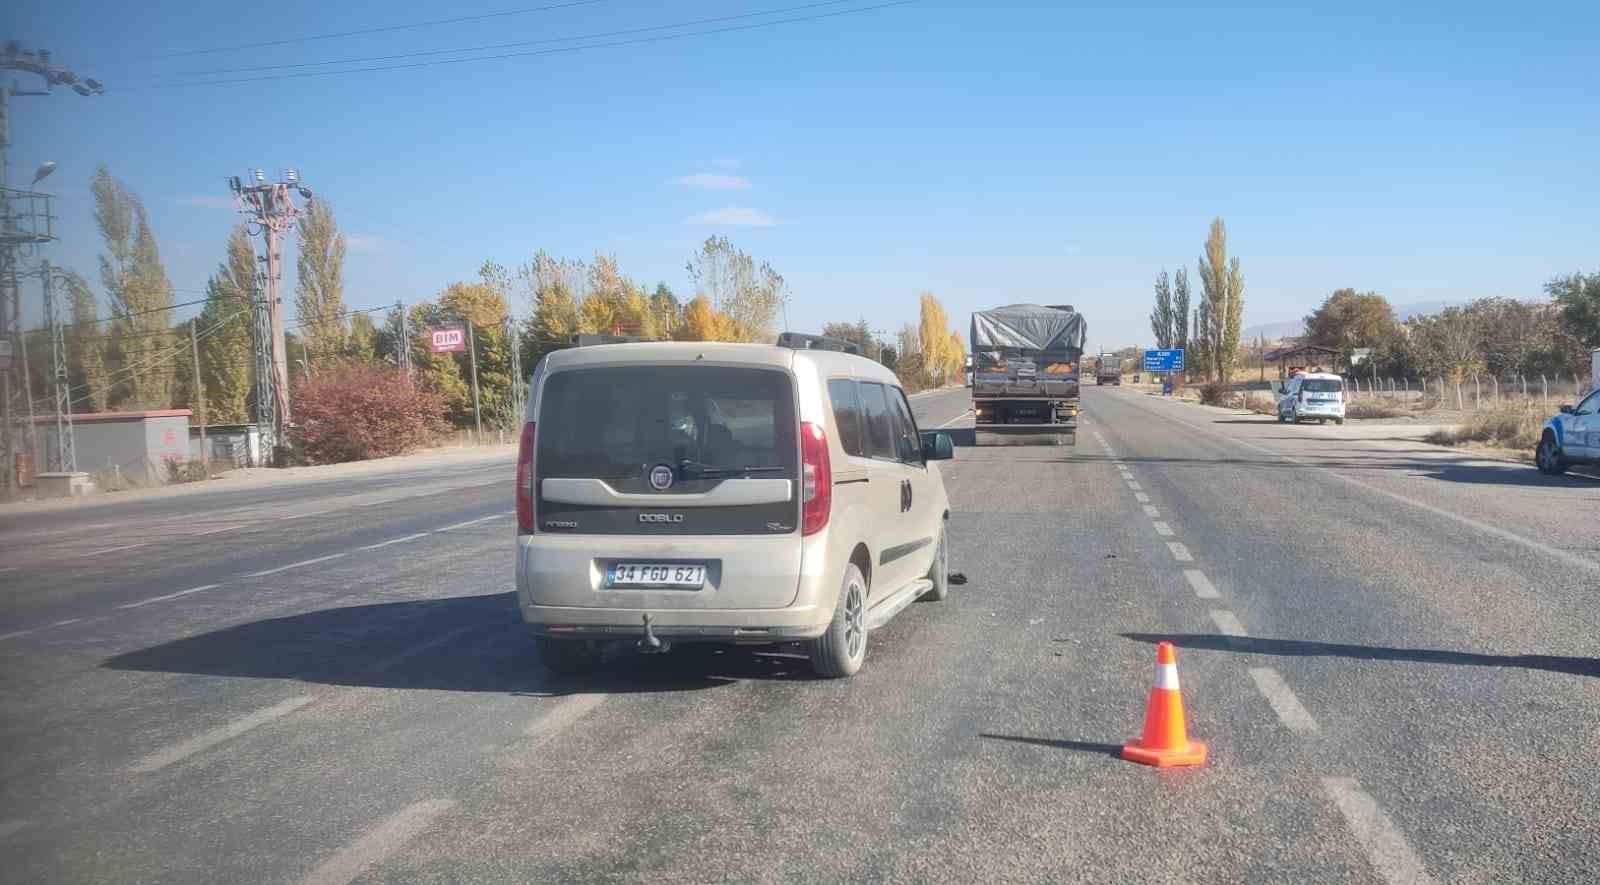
[971,305,1087,363]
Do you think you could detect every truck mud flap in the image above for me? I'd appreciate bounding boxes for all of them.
[974,423,1077,447]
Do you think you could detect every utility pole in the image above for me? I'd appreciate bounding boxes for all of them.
[190,321,207,479]
[41,261,73,472]
[230,169,311,464]
[506,315,523,422]
[396,300,410,380]
[466,321,483,442]
[0,44,100,497]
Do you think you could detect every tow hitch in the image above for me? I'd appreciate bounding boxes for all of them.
[637,614,672,654]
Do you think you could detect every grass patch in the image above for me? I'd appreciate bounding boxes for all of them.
[1424,406,1544,450]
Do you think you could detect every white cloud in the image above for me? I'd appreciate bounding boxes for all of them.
[345,234,393,253]
[684,207,780,227]
[675,173,750,190]
[179,195,236,210]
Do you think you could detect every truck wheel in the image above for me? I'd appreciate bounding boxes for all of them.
[809,564,868,678]
[536,637,600,676]
[921,526,949,602]
[1536,433,1567,475]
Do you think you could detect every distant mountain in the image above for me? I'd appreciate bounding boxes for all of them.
[1243,300,1489,343]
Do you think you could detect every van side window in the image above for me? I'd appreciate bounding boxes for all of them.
[857,382,897,461]
[827,378,865,457]
[888,387,923,465]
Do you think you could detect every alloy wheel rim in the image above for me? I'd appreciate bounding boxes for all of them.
[844,584,864,657]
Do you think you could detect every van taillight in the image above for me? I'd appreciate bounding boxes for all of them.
[516,422,536,534]
[800,421,832,536]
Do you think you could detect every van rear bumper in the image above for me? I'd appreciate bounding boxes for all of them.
[521,603,828,641]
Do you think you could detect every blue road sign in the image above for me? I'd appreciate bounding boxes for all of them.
[1143,349,1185,372]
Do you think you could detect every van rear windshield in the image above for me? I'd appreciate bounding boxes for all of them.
[537,366,797,484]
[1303,379,1343,393]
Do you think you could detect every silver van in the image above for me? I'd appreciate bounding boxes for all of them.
[515,334,956,678]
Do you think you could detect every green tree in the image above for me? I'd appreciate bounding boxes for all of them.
[523,251,583,365]
[1149,269,1174,349]
[346,313,378,362]
[1408,307,1484,383]
[192,227,257,424]
[1546,270,1600,348]
[1173,267,1191,357]
[61,270,109,412]
[93,167,175,409]
[294,199,347,365]
[821,318,883,360]
[1197,217,1244,382]
[1304,289,1399,370]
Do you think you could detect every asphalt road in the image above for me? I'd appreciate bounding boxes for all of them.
[2,386,1596,883]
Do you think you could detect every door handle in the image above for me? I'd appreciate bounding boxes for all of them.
[900,479,913,512]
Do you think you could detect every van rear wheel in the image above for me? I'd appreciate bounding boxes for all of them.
[921,526,949,602]
[809,564,868,678]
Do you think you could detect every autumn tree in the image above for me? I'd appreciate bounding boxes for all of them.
[1197,217,1244,382]
[1149,270,1174,348]
[294,198,347,365]
[685,236,786,342]
[93,167,175,409]
[917,293,962,386]
[1408,307,1484,383]
[61,270,109,412]
[524,250,582,363]
[1304,289,1399,370]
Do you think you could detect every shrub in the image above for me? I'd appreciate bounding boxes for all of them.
[293,362,447,464]
[1345,399,1403,419]
[1246,393,1278,416]
[1198,382,1230,405]
[1425,405,1544,450]
[162,457,209,484]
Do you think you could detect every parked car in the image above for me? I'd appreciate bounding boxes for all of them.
[515,333,956,678]
[1278,372,1346,425]
[1536,388,1600,475]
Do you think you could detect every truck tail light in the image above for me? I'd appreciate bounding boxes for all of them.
[516,422,536,534]
[800,421,832,536]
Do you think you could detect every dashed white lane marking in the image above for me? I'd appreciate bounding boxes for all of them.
[280,509,334,521]
[296,799,458,885]
[1249,667,1320,734]
[130,695,316,774]
[1134,492,1151,504]
[525,693,607,746]
[85,542,148,556]
[117,584,221,610]
[0,819,28,839]
[1321,777,1439,885]
[1151,520,1174,537]
[1137,399,1600,576]
[1166,542,1193,562]
[0,628,37,642]
[436,512,511,532]
[357,532,431,551]
[244,552,348,578]
[1142,505,1161,518]
[0,566,19,574]
[189,525,239,537]
[1126,481,1142,491]
[1183,569,1220,599]
[50,618,82,628]
[938,409,975,428]
[1208,609,1248,637]
[367,623,485,674]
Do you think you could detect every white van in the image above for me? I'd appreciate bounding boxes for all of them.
[1278,372,1346,425]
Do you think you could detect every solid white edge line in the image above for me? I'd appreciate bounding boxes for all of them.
[1152,520,1174,537]
[296,799,458,885]
[525,693,607,745]
[1167,541,1193,562]
[0,628,38,642]
[1136,397,1600,575]
[280,509,335,521]
[1321,777,1440,885]
[129,695,316,774]
[435,512,510,532]
[0,819,28,839]
[86,543,148,556]
[245,552,348,578]
[1248,667,1320,734]
[357,532,432,551]
[937,409,974,428]
[117,584,222,610]
[1208,609,1248,636]
[1183,569,1220,599]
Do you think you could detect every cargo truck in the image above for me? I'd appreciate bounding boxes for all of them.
[1096,353,1122,386]
[970,304,1086,446]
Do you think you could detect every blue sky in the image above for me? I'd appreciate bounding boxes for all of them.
[9,0,1597,351]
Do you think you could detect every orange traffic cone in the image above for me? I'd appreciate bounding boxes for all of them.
[1122,641,1207,767]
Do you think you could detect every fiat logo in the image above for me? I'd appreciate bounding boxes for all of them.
[649,464,674,491]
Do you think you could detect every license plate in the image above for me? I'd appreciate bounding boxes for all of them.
[609,563,705,588]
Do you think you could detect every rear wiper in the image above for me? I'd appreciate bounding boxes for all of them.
[676,460,785,478]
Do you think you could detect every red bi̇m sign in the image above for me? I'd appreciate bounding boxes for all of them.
[428,324,466,353]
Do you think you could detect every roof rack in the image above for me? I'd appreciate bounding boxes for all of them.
[570,333,647,347]
[775,332,861,355]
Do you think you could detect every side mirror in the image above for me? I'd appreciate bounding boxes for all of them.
[920,430,955,461]
[1559,404,1575,414]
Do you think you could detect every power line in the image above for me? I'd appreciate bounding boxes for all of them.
[179,0,856,77]
[149,1,917,89]
[148,0,609,59]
